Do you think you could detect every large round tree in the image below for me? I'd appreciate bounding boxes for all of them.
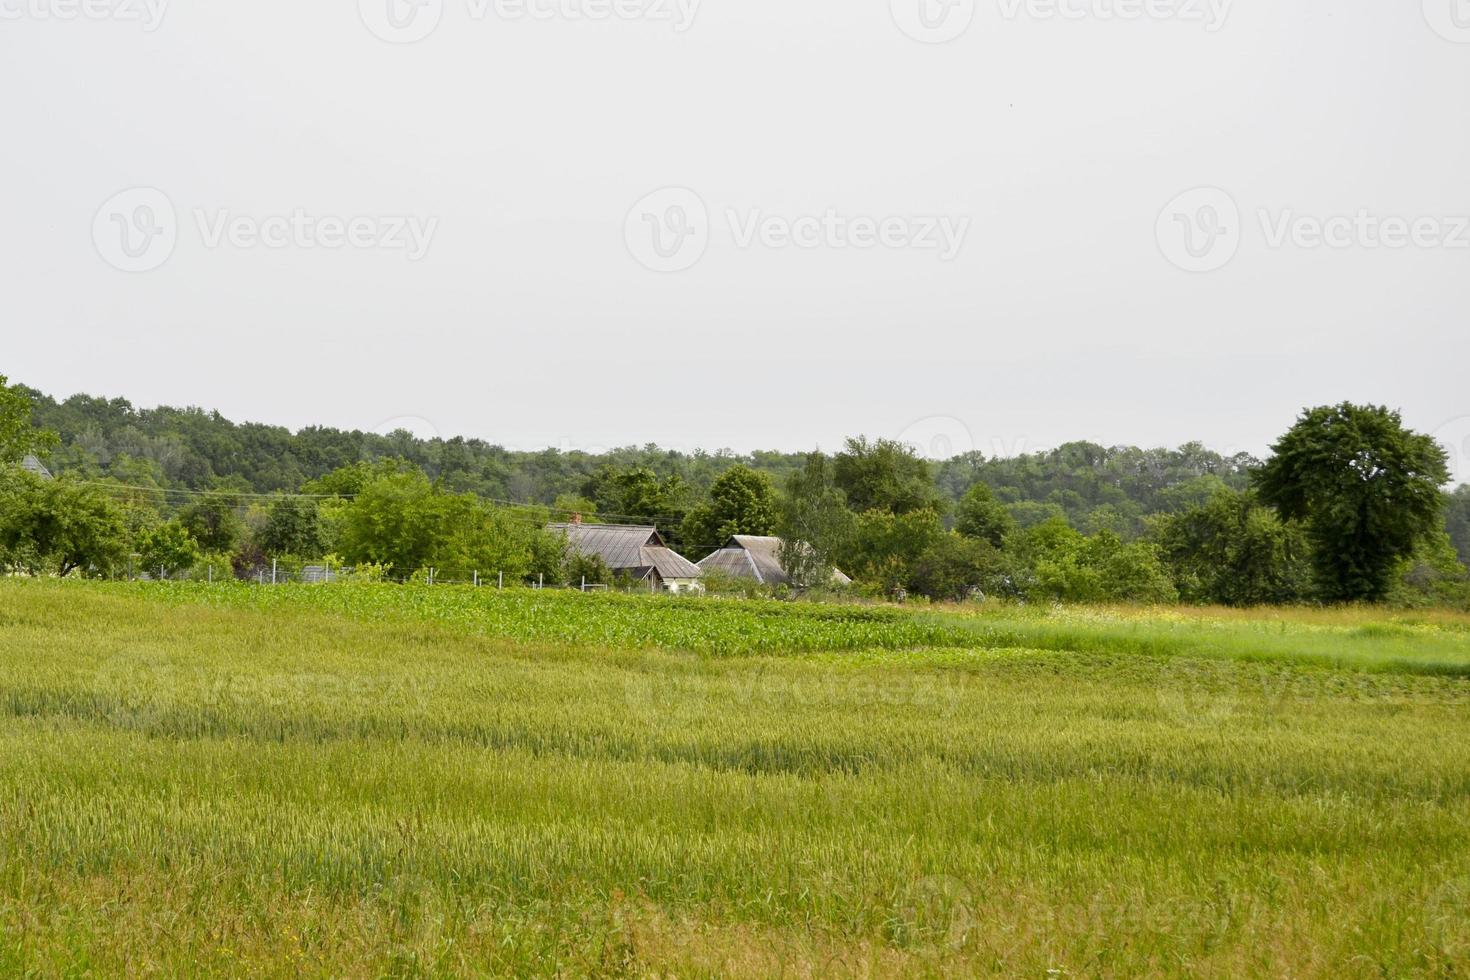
[1254,403,1449,602]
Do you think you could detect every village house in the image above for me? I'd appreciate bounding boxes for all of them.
[546,518,704,594]
[696,535,852,588]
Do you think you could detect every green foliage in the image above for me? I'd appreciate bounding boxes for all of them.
[1389,531,1470,610]
[680,465,777,559]
[177,493,243,555]
[335,469,446,576]
[258,496,327,558]
[1016,519,1177,604]
[954,482,1015,547]
[778,453,856,590]
[1255,404,1450,602]
[335,468,556,582]
[946,441,1257,537]
[908,532,1003,602]
[842,509,945,594]
[1446,486,1470,567]
[0,471,129,577]
[137,520,201,579]
[581,465,689,542]
[1151,488,1313,606]
[833,437,944,516]
[0,375,58,466]
[563,551,613,589]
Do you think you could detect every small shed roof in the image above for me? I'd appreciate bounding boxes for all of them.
[19,455,52,479]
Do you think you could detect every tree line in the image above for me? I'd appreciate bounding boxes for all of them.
[3,375,1468,606]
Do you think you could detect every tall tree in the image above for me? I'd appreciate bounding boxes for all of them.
[832,437,943,516]
[177,493,243,555]
[0,374,58,465]
[777,453,855,589]
[1254,404,1450,602]
[681,465,777,559]
[1446,486,1470,568]
[1150,488,1312,606]
[0,471,129,577]
[258,496,326,558]
[954,482,1015,547]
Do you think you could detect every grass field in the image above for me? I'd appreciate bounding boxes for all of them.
[2,581,1470,977]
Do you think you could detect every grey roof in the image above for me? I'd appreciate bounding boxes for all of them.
[697,535,852,587]
[547,523,703,580]
[640,546,703,580]
[19,455,51,479]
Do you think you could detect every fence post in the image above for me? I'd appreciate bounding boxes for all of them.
[498,571,503,590]
[581,576,586,592]
[538,573,543,590]
[208,564,213,584]
[473,570,479,587]
[272,559,277,585]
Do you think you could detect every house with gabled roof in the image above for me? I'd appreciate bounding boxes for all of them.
[696,535,852,589]
[546,518,704,594]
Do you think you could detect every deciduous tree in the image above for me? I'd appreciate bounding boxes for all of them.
[1254,404,1449,602]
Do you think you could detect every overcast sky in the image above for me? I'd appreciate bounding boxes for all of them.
[2,0,1468,480]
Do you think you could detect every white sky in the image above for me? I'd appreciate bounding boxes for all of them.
[2,0,1468,481]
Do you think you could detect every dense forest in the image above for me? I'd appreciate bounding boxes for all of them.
[23,386,1268,535]
[6,379,1470,607]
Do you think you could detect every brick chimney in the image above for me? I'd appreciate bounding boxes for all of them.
[570,513,583,525]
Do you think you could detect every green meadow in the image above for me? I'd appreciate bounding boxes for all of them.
[2,580,1470,977]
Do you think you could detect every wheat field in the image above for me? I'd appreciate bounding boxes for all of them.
[1,581,1469,977]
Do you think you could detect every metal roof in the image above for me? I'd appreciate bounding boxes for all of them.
[19,455,52,479]
[697,535,852,587]
[698,547,765,582]
[640,546,702,580]
[547,523,703,580]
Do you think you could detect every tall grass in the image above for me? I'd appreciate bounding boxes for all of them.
[1,581,1468,977]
